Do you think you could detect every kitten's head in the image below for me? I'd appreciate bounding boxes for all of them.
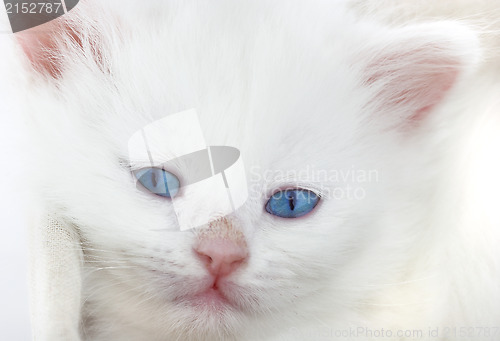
[18,1,479,338]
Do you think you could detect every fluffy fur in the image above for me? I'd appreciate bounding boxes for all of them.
[3,0,500,340]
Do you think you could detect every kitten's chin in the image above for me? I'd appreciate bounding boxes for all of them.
[167,282,249,339]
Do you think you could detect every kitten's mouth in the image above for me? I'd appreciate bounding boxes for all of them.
[191,285,230,309]
[176,279,236,311]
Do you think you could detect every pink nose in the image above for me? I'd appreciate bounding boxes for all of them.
[194,238,248,277]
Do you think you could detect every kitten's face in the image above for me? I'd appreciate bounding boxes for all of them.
[76,25,374,337]
[20,1,478,338]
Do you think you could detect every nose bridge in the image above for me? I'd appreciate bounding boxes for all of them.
[196,216,247,248]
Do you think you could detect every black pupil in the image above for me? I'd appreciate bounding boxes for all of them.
[287,193,295,211]
[151,170,158,187]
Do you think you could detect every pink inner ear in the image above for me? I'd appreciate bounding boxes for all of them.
[17,22,61,78]
[365,47,461,124]
[409,68,458,122]
[16,19,82,78]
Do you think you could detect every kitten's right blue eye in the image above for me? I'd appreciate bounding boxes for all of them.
[133,167,180,198]
[265,188,319,218]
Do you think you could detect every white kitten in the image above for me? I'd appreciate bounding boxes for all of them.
[5,0,500,340]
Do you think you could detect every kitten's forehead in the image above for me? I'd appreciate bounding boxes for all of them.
[131,56,359,161]
[106,0,361,138]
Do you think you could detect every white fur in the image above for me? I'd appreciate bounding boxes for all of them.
[3,0,500,340]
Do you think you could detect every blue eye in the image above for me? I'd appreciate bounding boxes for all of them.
[265,189,319,218]
[134,168,180,198]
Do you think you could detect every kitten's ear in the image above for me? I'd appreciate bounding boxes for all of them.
[16,18,78,78]
[16,15,104,79]
[360,22,480,126]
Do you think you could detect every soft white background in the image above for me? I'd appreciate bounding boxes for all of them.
[0,7,32,339]
[0,111,31,340]
[0,93,31,340]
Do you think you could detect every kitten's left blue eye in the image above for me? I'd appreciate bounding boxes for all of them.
[265,189,319,218]
[133,167,180,198]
